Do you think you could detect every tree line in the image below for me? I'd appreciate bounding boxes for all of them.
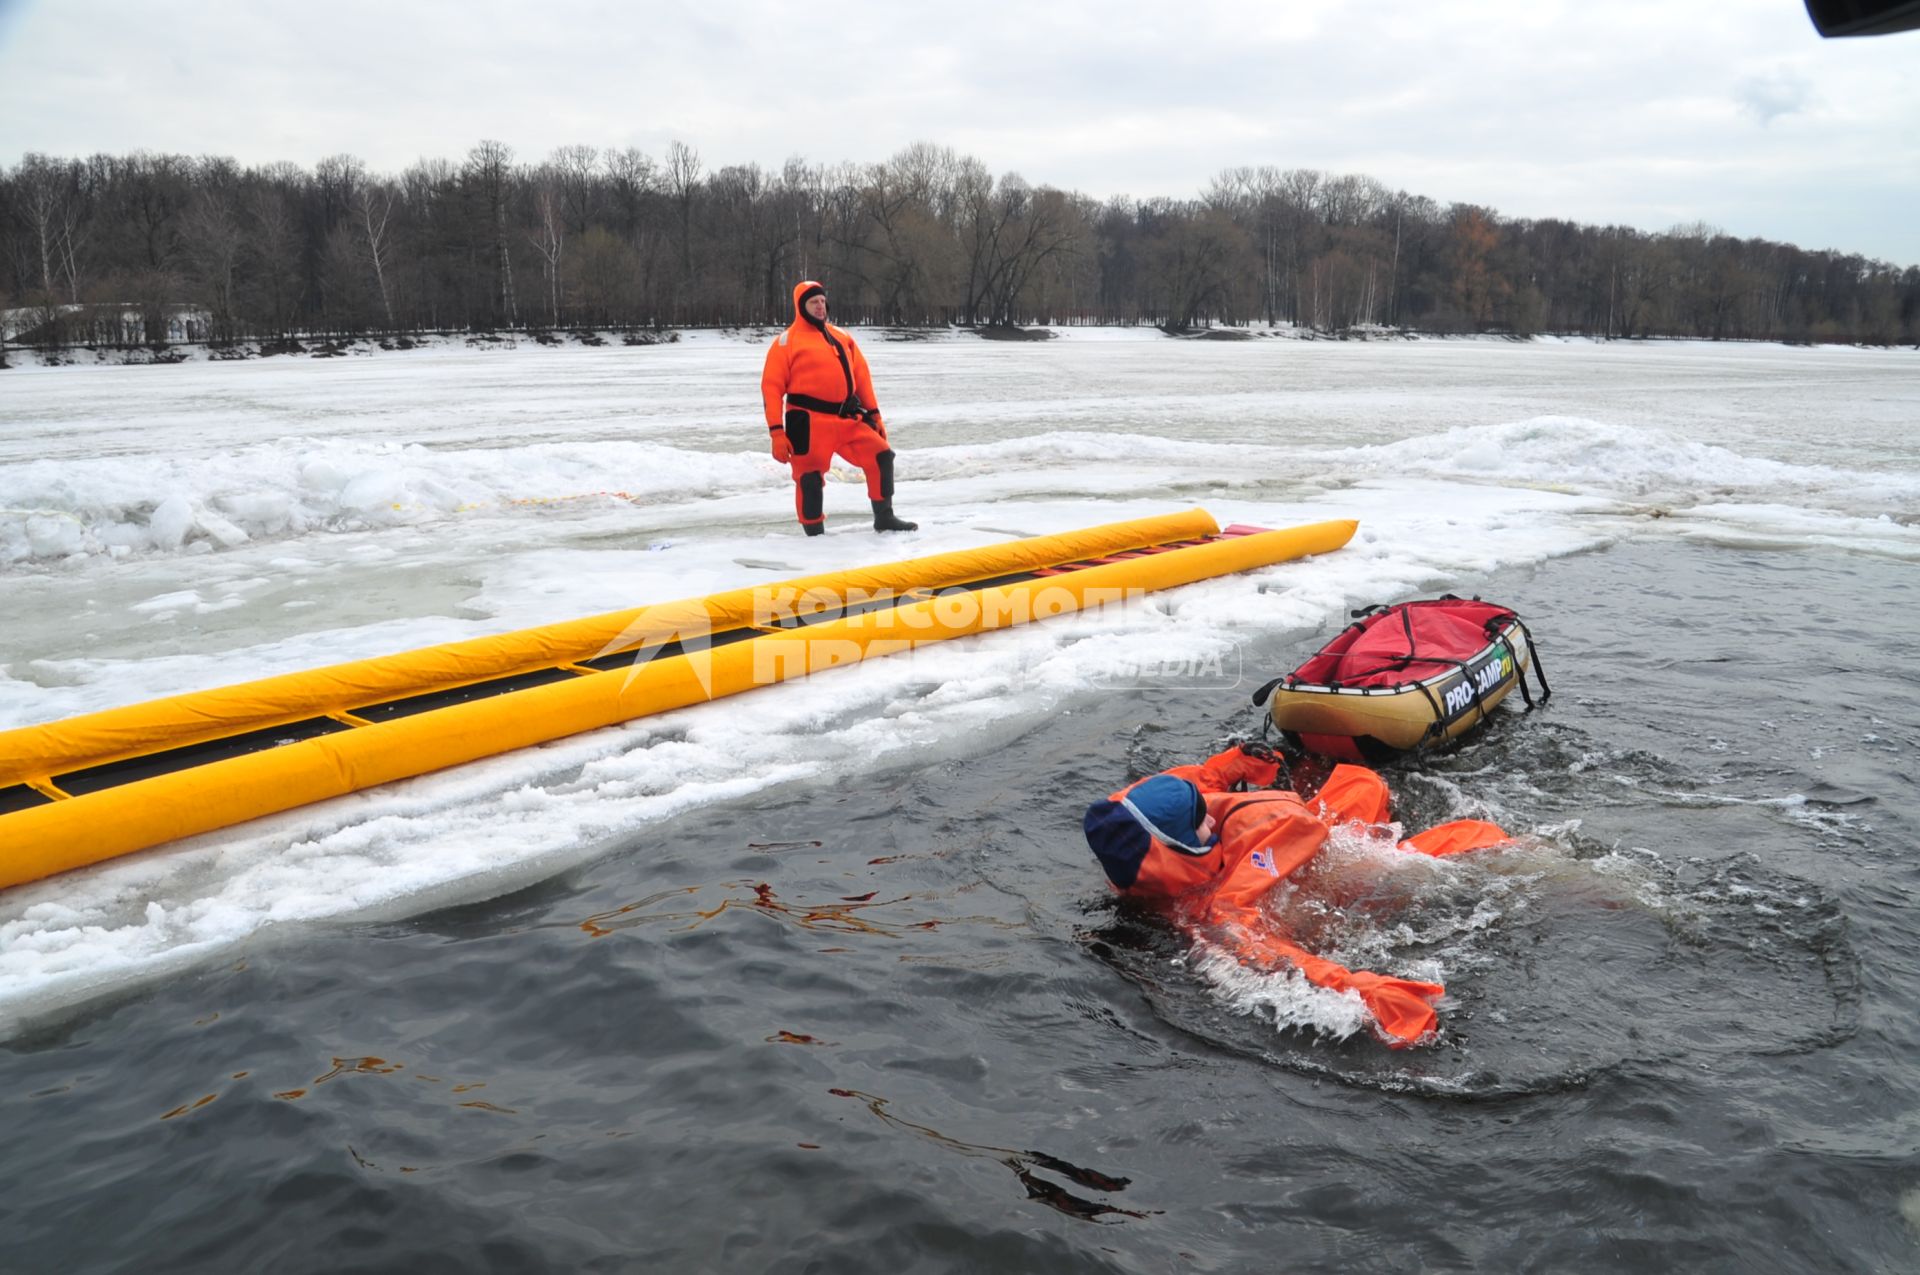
[2,140,1915,349]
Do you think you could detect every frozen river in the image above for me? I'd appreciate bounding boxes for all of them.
[2,331,1918,1270]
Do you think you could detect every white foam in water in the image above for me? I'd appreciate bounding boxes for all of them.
[1185,941,1379,1042]
[1,334,1916,1033]
[1180,821,1523,1040]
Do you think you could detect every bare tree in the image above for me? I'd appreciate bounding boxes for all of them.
[180,185,245,341]
[664,139,702,279]
[244,178,304,337]
[465,139,517,326]
[765,158,817,318]
[312,154,365,234]
[525,177,565,328]
[548,144,598,236]
[14,154,69,299]
[354,181,398,328]
[565,226,640,325]
[1276,168,1324,324]
[961,174,1080,327]
[857,158,930,323]
[1148,204,1251,331]
[116,151,189,271]
[952,157,1001,324]
[9,154,87,345]
[604,146,656,241]
[1447,205,1508,330]
[400,157,455,329]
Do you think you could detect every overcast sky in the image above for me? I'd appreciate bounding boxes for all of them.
[2,0,1915,264]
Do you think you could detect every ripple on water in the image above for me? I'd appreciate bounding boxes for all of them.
[1085,804,1860,1099]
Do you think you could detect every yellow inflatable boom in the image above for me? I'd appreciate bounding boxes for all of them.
[0,511,1356,890]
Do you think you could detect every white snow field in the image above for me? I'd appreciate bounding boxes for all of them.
[2,329,1916,1031]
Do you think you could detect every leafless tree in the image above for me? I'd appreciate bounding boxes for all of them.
[180,185,245,341]
[313,154,364,237]
[959,173,1081,327]
[14,154,69,300]
[1148,204,1251,331]
[525,177,565,328]
[466,139,518,326]
[664,139,702,283]
[604,146,656,240]
[549,144,598,236]
[354,181,398,328]
[116,151,189,271]
[244,180,303,336]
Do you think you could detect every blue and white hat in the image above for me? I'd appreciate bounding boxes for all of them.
[1083,775,1215,889]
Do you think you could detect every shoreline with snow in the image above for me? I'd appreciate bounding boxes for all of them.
[6,321,1911,375]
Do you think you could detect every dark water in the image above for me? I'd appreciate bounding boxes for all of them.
[5,539,1918,1273]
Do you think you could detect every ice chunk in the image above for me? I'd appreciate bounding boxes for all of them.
[338,470,406,514]
[195,508,251,548]
[148,495,194,549]
[24,515,83,558]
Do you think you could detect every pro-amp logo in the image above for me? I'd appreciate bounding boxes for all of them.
[1442,652,1513,716]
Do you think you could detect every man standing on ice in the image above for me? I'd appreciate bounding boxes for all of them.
[1083,742,1509,1046]
[761,280,917,536]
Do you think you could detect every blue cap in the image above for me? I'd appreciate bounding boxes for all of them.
[1118,775,1212,854]
[1085,775,1216,889]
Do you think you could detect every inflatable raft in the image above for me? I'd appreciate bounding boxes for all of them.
[0,510,1356,891]
[1253,596,1549,762]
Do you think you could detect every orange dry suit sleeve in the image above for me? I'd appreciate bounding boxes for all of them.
[1307,764,1392,826]
[761,339,794,429]
[1402,819,1510,857]
[1159,746,1281,795]
[847,337,879,414]
[1198,792,1445,1047]
[1307,763,1509,857]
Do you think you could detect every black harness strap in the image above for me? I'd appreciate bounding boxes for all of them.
[1326,603,1423,685]
[1495,629,1535,710]
[1413,679,1451,739]
[786,391,868,418]
[1511,618,1553,703]
[1405,648,1488,735]
[1214,795,1279,835]
[800,315,860,409]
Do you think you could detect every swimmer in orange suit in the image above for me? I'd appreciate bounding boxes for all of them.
[1083,743,1508,1046]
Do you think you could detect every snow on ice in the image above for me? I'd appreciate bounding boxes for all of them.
[1,329,1916,1032]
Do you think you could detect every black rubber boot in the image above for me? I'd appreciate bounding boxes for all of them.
[871,499,917,532]
[799,471,825,536]
[870,451,915,531]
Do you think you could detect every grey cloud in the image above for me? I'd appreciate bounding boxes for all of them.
[1738,70,1814,125]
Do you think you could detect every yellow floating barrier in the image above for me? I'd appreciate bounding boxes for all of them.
[0,512,1357,890]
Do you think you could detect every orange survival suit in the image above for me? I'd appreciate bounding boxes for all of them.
[760,280,915,536]
[1083,745,1509,1046]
